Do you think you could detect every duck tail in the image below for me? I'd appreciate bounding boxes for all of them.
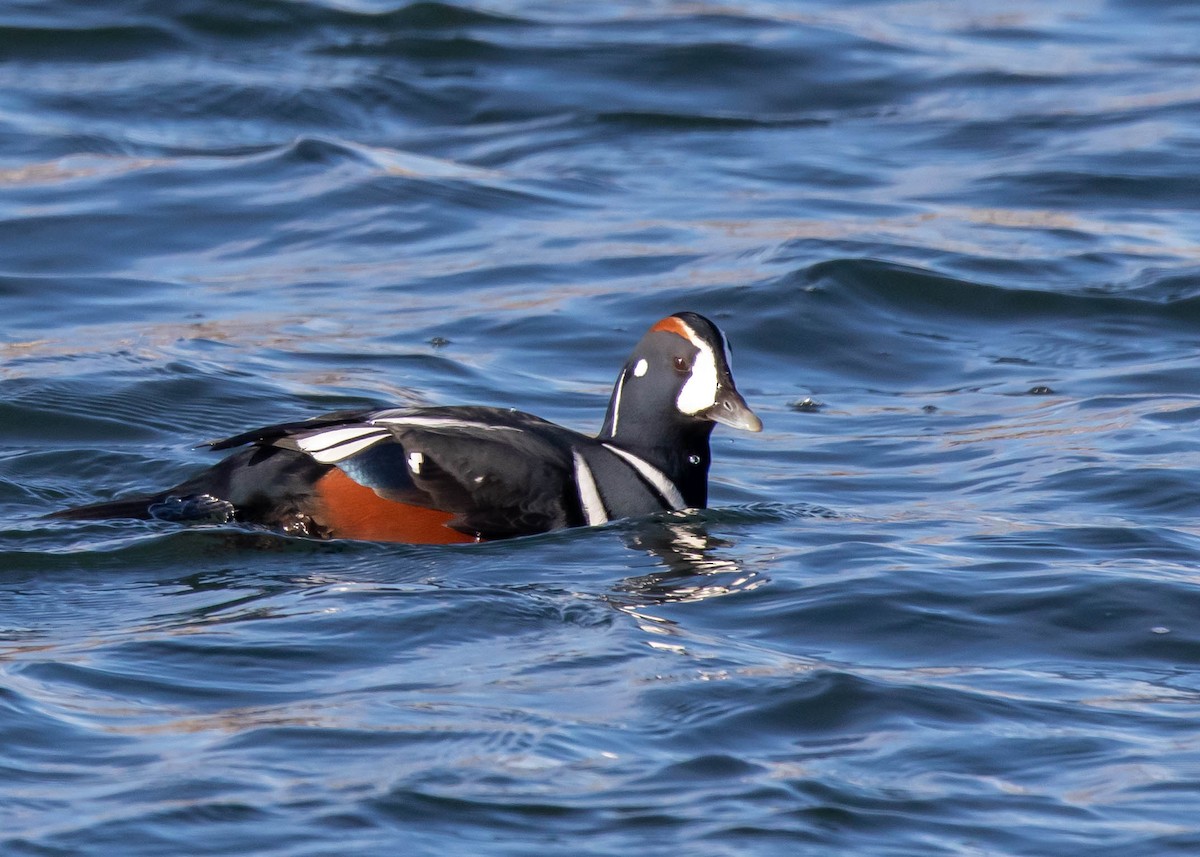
[48,492,235,523]
[47,493,165,521]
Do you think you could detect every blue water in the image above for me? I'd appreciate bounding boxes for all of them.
[4,1,1200,854]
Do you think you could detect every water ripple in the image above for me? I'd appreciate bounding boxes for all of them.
[5,0,1200,854]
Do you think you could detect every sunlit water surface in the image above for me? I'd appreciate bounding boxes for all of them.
[3,1,1200,854]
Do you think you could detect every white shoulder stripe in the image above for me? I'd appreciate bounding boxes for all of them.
[602,444,687,510]
[572,451,609,526]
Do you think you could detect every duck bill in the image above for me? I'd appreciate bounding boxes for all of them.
[706,385,763,432]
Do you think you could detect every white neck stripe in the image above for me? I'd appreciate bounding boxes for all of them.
[602,444,687,510]
[610,368,626,435]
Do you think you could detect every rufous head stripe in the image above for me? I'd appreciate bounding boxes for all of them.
[650,315,698,343]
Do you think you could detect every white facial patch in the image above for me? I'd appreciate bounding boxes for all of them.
[407,451,424,474]
[675,337,719,415]
[633,358,648,377]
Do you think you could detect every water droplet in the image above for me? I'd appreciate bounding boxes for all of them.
[1151,626,1170,635]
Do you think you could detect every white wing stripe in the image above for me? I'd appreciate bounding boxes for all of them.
[296,427,390,453]
[602,444,687,510]
[372,415,522,432]
[294,415,525,466]
[307,433,390,464]
[572,451,609,526]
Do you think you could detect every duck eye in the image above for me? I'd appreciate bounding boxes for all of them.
[673,356,690,373]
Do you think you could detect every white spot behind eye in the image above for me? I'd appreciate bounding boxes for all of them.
[633,358,649,377]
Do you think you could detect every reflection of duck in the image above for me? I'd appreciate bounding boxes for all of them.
[612,518,768,607]
[53,313,761,543]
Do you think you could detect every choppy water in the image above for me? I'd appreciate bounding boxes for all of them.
[3,1,1200,854]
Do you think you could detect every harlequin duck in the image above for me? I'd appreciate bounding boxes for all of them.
[53,312,761,543]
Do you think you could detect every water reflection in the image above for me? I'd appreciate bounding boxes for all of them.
[611,517,767,608]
